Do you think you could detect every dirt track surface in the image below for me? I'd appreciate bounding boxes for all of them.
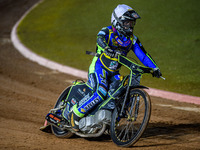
[0,0,200,149]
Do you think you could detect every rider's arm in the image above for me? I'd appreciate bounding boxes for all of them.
[96,27,110,54]
[132,38,158,69]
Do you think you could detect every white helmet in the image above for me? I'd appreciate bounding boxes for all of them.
[111,4,140,36]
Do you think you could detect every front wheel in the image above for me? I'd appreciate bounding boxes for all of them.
[110,89,151,147]
[51,86,74,138]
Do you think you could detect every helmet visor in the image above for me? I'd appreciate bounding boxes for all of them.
[122,10,141,21]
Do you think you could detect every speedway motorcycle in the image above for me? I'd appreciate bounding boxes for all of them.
[40,51,164,147]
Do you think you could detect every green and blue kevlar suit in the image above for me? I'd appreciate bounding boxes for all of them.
[73,26,158,118]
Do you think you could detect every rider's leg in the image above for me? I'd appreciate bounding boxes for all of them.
[69,67,109,131]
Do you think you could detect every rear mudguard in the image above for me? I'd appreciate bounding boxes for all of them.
[40,86,72,132]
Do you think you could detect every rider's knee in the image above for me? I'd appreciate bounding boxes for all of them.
[97,84,108,99]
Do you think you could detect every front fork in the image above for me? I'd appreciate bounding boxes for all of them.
[129,95,140,121]
[119,87,140,121]
[119,86,130,117]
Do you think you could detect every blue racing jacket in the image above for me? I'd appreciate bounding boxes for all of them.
[89,26,158,73]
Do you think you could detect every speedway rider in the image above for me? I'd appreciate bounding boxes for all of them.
[68,4,162,131]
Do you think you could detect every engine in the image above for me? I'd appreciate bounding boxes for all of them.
[78,109,112,133]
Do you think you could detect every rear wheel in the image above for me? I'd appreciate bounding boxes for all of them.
[110,89,151,147]
[51,86,74,138]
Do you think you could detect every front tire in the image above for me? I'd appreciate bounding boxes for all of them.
[51,86,74,138]
[110,89,151,147]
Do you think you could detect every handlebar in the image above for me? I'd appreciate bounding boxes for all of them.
[86,51,165,80]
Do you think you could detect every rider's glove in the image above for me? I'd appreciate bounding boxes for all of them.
[104,47,115,58]
[152,68,162,78]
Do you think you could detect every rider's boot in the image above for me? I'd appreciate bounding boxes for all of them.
[68,104,84,131]
[68,111,81,131]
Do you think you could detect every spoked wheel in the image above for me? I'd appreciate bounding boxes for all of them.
[110,89,151,147]
[51,86,74,138]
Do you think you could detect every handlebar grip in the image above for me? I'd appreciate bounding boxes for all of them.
[86,51,100,57]
[160,76,166,80]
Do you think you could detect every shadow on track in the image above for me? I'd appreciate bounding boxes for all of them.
[80,122,200,148]
[143,122,200,138]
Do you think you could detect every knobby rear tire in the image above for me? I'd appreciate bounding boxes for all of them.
[51,86,74,138]
[110,89,151,147]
